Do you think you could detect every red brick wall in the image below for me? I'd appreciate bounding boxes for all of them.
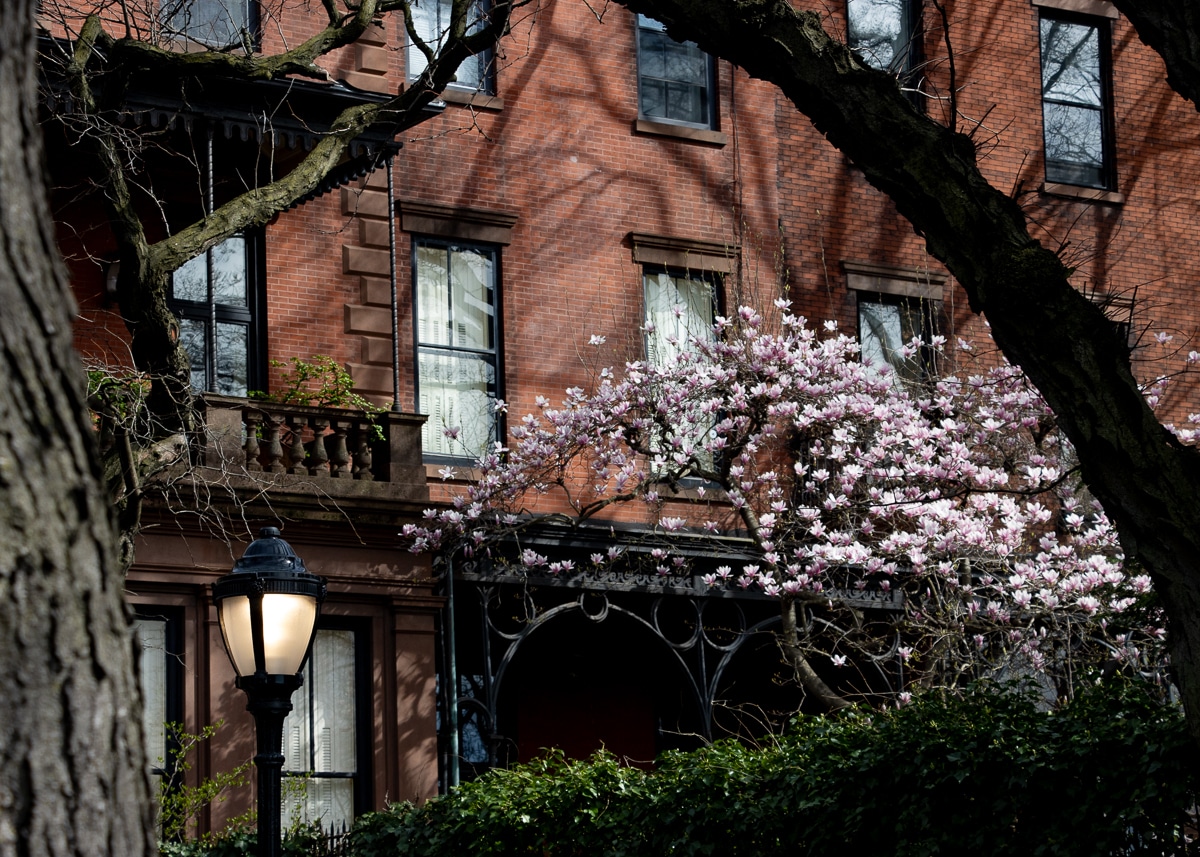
[59,0,1200,452]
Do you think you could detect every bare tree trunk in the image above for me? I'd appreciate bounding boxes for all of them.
[0,1,155,854]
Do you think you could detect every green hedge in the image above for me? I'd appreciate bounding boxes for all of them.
[350,681,1198,857]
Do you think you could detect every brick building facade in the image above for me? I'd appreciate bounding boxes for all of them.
[43,0,1200,835]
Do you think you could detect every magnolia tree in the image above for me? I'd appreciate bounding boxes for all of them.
[406,301,1170,710]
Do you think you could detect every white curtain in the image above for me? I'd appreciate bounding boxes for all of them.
[418,245,497,459]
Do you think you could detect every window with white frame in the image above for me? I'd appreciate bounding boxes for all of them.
[282,628,364,831]
[636,16,716,129]
[170,234,263,397]
[1039,12,1115,189]
[414,240,501,460]
[160,0,254,47]
[847,0,914,72]
[407,0,495,94]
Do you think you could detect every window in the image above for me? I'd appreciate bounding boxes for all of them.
[282,627,368,831]
[414,240,501,460]
[407,0,495,94]
[636,16,716,129]
[857,293,937,385]
[133,612,184,798]
[170,234,264,397]
[847,0,914,72]
[1039,13,1114,189]
[643,268,719,470]
[160,0,254,47]
[643,269,718,367]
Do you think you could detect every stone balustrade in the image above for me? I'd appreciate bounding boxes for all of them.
[199,394,428,498]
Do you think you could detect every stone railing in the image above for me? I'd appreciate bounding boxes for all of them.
[199,394,428,494]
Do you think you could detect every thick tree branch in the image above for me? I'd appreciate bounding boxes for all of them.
[1112,0,1200,110]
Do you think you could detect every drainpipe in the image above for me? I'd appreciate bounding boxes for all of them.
[444,554,461,789]
[206,125,217,392]
[386,154,401,412]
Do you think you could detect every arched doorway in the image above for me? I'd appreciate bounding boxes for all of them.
[495,601,705,765]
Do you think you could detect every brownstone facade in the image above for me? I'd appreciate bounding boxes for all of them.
[46,0,1200,834]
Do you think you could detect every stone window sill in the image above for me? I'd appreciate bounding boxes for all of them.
[634,118,727,146]
[1041,182,1125,205]
[438,88,504,111]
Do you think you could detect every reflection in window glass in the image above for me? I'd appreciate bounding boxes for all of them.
[407,0,494,93]
[415,241,500,460]
[1040,15,1111,189]
[858,296,935,386]
[169,235,257,397]
[161,0,251,47]
[283,630,359,831]
[848,0,911,71]
[637,16,715,128]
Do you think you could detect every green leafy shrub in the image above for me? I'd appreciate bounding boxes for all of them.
[252,355,382,414]
[350,680,1198,857]
[155,722,254,856]
[250,355,385,442]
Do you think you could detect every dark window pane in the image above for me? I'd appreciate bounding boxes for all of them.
[640,80,666,119]
[169,234,258,395]
[163,0,248,45]
[637,16,714,128]
[178,318,208,391]
[1040,19,1101,106]
[1039,15,1111,189]
[211,236,247,306]
[215,322,248,397]
[172,254,208,303]
[665,82,705,125]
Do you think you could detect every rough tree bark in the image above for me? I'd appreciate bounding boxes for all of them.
[0,0,155,854]
[619,0,1200,744]
[1112,0,1200,109]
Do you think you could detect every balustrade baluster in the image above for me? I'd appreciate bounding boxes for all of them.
[243,409,263,472]
[328,419,351,478]
[351,422,374,481]
[308,417,330,477]
[286,416,308,474]
[262,413,286,473]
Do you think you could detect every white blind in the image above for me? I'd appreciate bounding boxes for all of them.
[282,629,357,830]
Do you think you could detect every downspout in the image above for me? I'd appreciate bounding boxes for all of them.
[206,125,217,392]
[444,554,461,789]
[387,155,402,412]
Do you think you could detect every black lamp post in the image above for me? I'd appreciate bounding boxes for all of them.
[212,527,326,857]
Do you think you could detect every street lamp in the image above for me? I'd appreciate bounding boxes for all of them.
[212,527,326,857]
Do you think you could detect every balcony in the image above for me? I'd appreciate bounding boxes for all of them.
[198,395,430,517]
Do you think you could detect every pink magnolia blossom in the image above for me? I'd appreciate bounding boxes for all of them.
[404,306,1169,696]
